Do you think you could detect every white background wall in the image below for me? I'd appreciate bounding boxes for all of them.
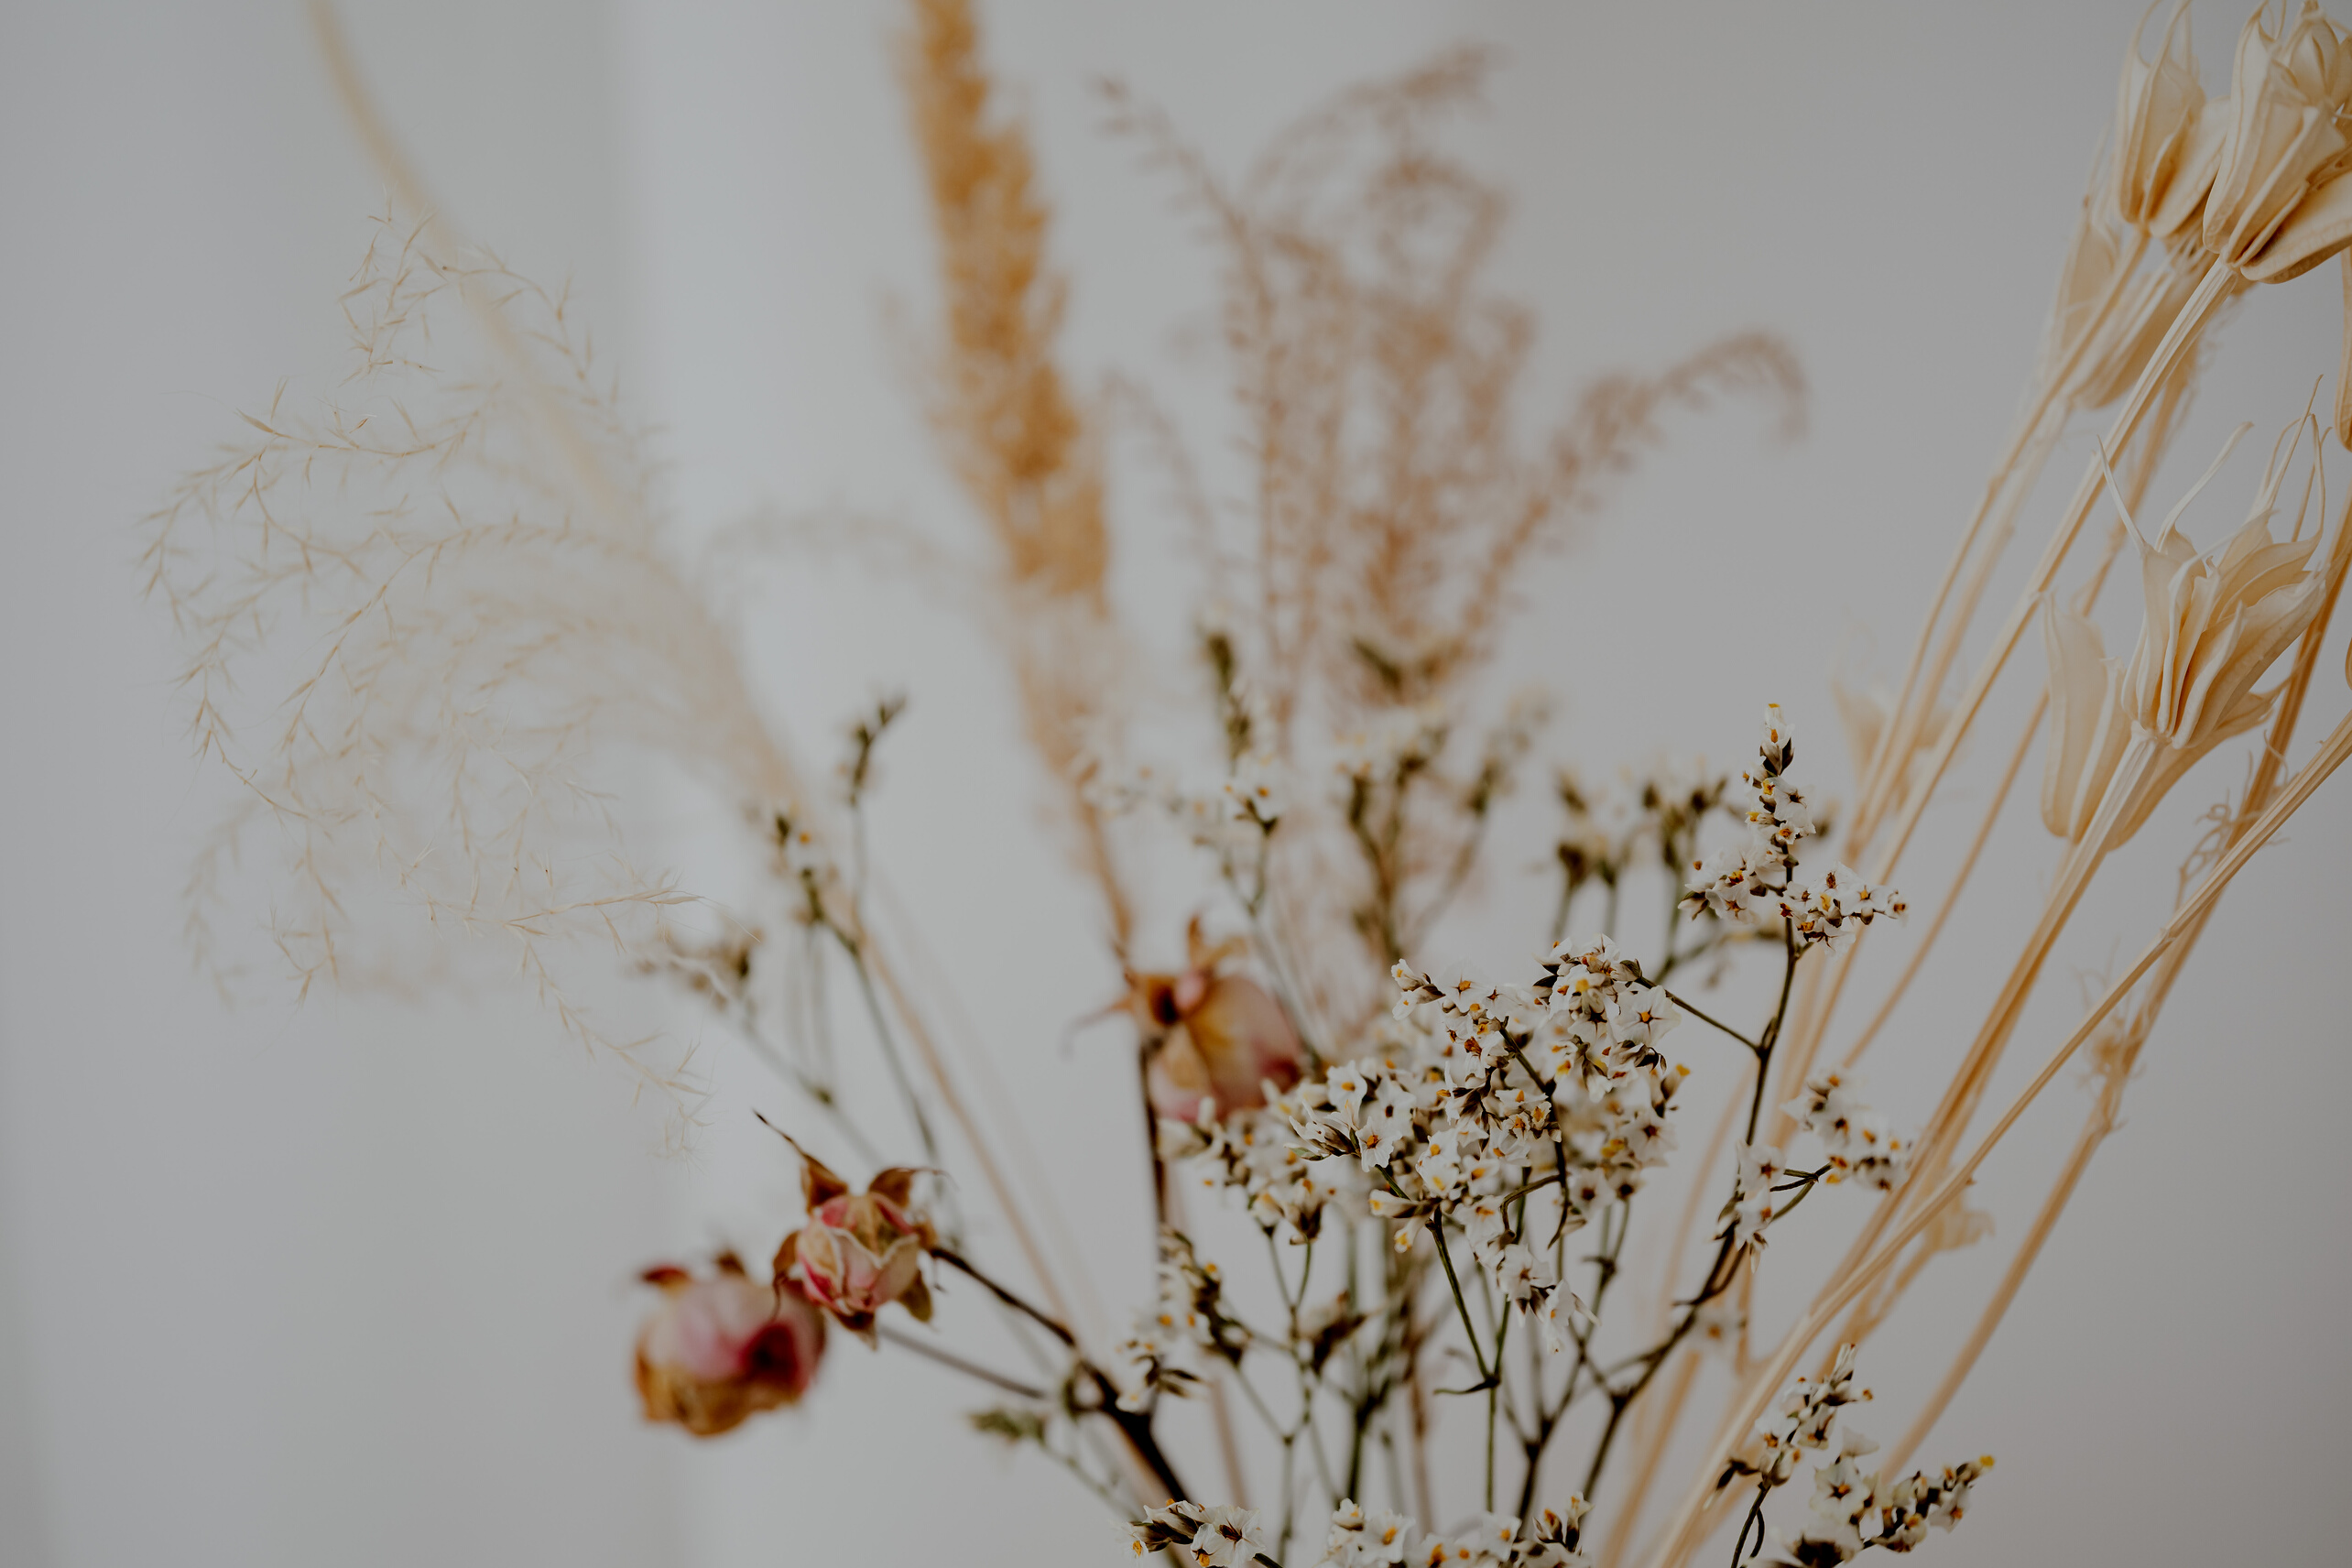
[3,4,2346,1566]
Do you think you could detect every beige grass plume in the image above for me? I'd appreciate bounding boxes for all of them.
[1104,49,1802,1020]
[898,0,1135,955]
[142,206,806,1117]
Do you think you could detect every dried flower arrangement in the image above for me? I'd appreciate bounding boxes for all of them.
[142,3,2352,1566]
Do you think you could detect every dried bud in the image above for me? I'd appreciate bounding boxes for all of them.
[776,1163,938,1340]
[634,1256,826,1437]
[1132,920,1304,1123]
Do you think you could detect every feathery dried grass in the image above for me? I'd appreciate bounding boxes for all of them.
[1105,49,1801,1025]
[143,209,807,1114]
[1108,49,1802,732]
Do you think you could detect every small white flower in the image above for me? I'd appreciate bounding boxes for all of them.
[1535,1282,1594,1355]
[1786,1073,1911,1190]
[1692,1298,1744,1356]
[1326,1062,1371,1122]
[1726,1141,1787,1252]
[1321,1498,1420,1568]
[1184,1505,1268,1568]
[1222,751,1286,825]
[1606,987,1681,1051]
[1356,1078,1421,1170]
[1808,1423,1880,1531]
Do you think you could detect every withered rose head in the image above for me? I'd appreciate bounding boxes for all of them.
[774,1157,937,1341]
[634,1253,826,1438]
[1131,919,1305,1124]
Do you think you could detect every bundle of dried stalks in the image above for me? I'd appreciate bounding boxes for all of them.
[149,5,2352,1567]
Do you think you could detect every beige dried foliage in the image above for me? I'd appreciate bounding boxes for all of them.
[143,210,808,1116]
[1105,49,1801,1016]
[898,0,1134,952]
[1109,50,1802,733]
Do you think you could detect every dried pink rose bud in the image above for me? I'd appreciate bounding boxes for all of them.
[634,1255,826,1438]
[1131,918,1305,1123]
[774,1158,937,1340]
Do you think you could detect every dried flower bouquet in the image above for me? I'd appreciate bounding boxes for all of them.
[145,3,2352,1566]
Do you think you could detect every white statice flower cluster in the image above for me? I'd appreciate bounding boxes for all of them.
[1522,934,1683,1093]
[1785,1073,1911,1191]
[1158,1102,1345,1238]
[1085,659,1283,871]
[1124,1501,1268,1567]
[1317,1497,1591,1568]
[1276,944,1700,1351]
[1733,1343,1874,1489]
[1766,866,1907,955]
[1680,706,1905,953]
[1091,757,1285,863]
[1116,1230,1246,1412]
[1715,1345,1994,1564]
[1724,1141,1795,1255]
[1776,1429,1994,1564]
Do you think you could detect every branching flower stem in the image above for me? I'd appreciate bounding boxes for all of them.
[1574,931,1802,1511]
[875,1322,1047,1400]
[1648,985,1761,1055]
[827,921,943,1171]
[1846,228,2143,853]
[933,1248,1191,1501]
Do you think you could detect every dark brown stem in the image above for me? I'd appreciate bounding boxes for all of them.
[934,1248,1190,1500]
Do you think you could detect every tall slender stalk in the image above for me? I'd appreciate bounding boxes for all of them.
[1882,482,2352,1474]
[1846,233,2145,853]
[1865,261,2235,887]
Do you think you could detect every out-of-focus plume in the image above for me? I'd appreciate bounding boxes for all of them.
[143,209,808,1120]
[898,0,1135,954]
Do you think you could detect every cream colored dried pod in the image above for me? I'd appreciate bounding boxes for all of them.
[2112,0,2229,240]
[2074,240,2210,408]
[2207,1,2352,280]
[2042,420,2342,846]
